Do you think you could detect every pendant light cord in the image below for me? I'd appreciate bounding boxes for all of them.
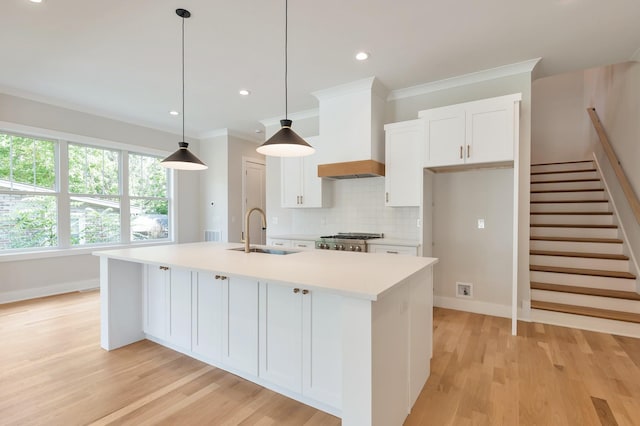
[182,14,185,142]
[284,0,288,120]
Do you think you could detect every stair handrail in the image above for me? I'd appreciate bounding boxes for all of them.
[587,107,640,225]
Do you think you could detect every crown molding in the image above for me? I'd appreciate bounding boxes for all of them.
[312,76,388,101]
[631,47,640,62]
[198,128,262,144]
[387,58,542,101]
[259,108,319,127]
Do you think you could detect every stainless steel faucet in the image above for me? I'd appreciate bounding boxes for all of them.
[244,207,267,253]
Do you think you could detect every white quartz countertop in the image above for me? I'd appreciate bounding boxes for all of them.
[94,242,438,301]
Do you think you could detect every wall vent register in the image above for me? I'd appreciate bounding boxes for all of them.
[315,232,383,252]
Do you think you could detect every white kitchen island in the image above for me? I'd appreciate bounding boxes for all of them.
[95,242,438,426]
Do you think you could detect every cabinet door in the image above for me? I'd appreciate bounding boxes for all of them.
[423,106,465,167]
[259,282,303,393]
[281,157,303,207]
[222,275,259,375]
[302,290,342,409]
[465,98,515,165]
[167,268,192,350]
[368,244,418,256]
[384,120,424,207]
[143,265,167,339]
[192,272,223,362]
[301,136,323,208]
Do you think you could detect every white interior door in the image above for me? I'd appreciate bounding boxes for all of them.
[243,159,266,245]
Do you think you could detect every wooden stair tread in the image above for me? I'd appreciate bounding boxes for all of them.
[529,250,629,260]
[530,264,636,279]
[530,282,640,300]
[531,169,596,175]
[530,223,617,228]
[530,211,612,215]
[531,189,604,193]
[530,236,623,243]
[530,200,608,204]
[531,178,600,184]
[531,160,593,166]
[531,300,640,323]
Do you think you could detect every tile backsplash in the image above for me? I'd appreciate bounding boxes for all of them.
[269,177,420,240]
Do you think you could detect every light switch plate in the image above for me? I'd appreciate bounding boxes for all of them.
[477,218,485,229]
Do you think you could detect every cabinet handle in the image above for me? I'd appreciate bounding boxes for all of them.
[302,289,309,295]
[300,195,303,204]
[215,274,227,280]
[296,244,307,248]
[467,145,470,158]
[386,251,399,254]
[293,288,300,294]
[385,192,389,203]
[274,242,284,246]
[460,146,463,159]
[159,266,169,271]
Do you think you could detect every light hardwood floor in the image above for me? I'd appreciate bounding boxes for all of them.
[2,291,640,425]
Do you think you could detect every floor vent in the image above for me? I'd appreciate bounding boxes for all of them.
[204,230,221,242]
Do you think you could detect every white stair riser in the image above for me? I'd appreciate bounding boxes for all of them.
[531,289,640,314]
[530,270,636,291]
[531,191,606,202]
[530,162,594,173]
[530,240,624,255]
[530,181,602,191]
[530,214,613,225]
[531,171,598,182]
[531,202,609,213]
[530,254,629,271]
[530,227,619,239]
[530,309,640,339]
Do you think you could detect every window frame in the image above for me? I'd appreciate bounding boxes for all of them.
[0,122,176,261]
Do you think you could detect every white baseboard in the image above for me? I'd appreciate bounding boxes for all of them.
[0,279,99,304]
[434,296,511,319]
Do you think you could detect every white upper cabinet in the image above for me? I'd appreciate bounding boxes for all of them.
[384,119,425,207]
[281,136,323,208]
[420,93,521,169]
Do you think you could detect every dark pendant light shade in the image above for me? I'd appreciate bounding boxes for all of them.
[256,0,314,158]
[161,8,207,171]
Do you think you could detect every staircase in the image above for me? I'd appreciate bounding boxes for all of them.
[529,159,640,336]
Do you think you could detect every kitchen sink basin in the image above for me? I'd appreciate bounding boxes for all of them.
[228,247,297,255]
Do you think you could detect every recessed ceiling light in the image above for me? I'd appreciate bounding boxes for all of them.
[169,110,179,116]
[29,0,43,3]
[239,89,251,96]
[355,51,369,61]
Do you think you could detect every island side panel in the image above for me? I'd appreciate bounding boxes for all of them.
[341,297,373,426]
[100,257,144,350]
[408,266,433,408]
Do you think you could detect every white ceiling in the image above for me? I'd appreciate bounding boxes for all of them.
[1,0,638,141]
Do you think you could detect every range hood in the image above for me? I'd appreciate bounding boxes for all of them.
[317,159,385,179]
[313,77,387,179]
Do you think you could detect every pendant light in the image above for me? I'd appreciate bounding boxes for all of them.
[161,8,207,170]
[256,0,315,157]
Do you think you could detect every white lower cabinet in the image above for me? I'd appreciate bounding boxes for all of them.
[222,275,260,376]
[192,272,223,362]
[259,281,342,409]
[368,244,418,256]
[143,264,192,351]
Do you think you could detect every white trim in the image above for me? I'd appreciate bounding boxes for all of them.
[312,76,388,101]
[388,58,541,101]
[259,108,319,127]
[631,47,640,62]
[0,86,193,139]
[199,128,229,139]
[198,128,260,142]
[512,100,521,336]
[0,121,171,157]
[0,279,99,304]
[434,295,511,319]
[531,308,640,339]
[592,153,640,283]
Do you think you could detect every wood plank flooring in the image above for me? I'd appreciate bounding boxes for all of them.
[2,292,640,425]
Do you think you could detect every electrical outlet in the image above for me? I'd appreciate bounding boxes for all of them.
[456,282,473,298]
[416,218,421,228]
[477,218,485,229]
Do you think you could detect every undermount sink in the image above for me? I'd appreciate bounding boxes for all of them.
[228,247,297,255]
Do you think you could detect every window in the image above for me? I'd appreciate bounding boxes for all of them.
[129,153,169,241]
[0,133,58,250]
[0,130,173,254]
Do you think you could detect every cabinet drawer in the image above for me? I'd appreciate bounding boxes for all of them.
[291,240,314,249]
[368,245,418,256]
[267,239,293,248]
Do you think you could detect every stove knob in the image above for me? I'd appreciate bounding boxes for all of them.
[337,244,343,250]
[340,245,346,251]
[321,243,327,249]
[355,246,362,252]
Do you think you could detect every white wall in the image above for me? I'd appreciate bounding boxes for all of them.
[0,93,202,302]
[584,62,640,276]
[388,72,532,317]
[531,71,593,163]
